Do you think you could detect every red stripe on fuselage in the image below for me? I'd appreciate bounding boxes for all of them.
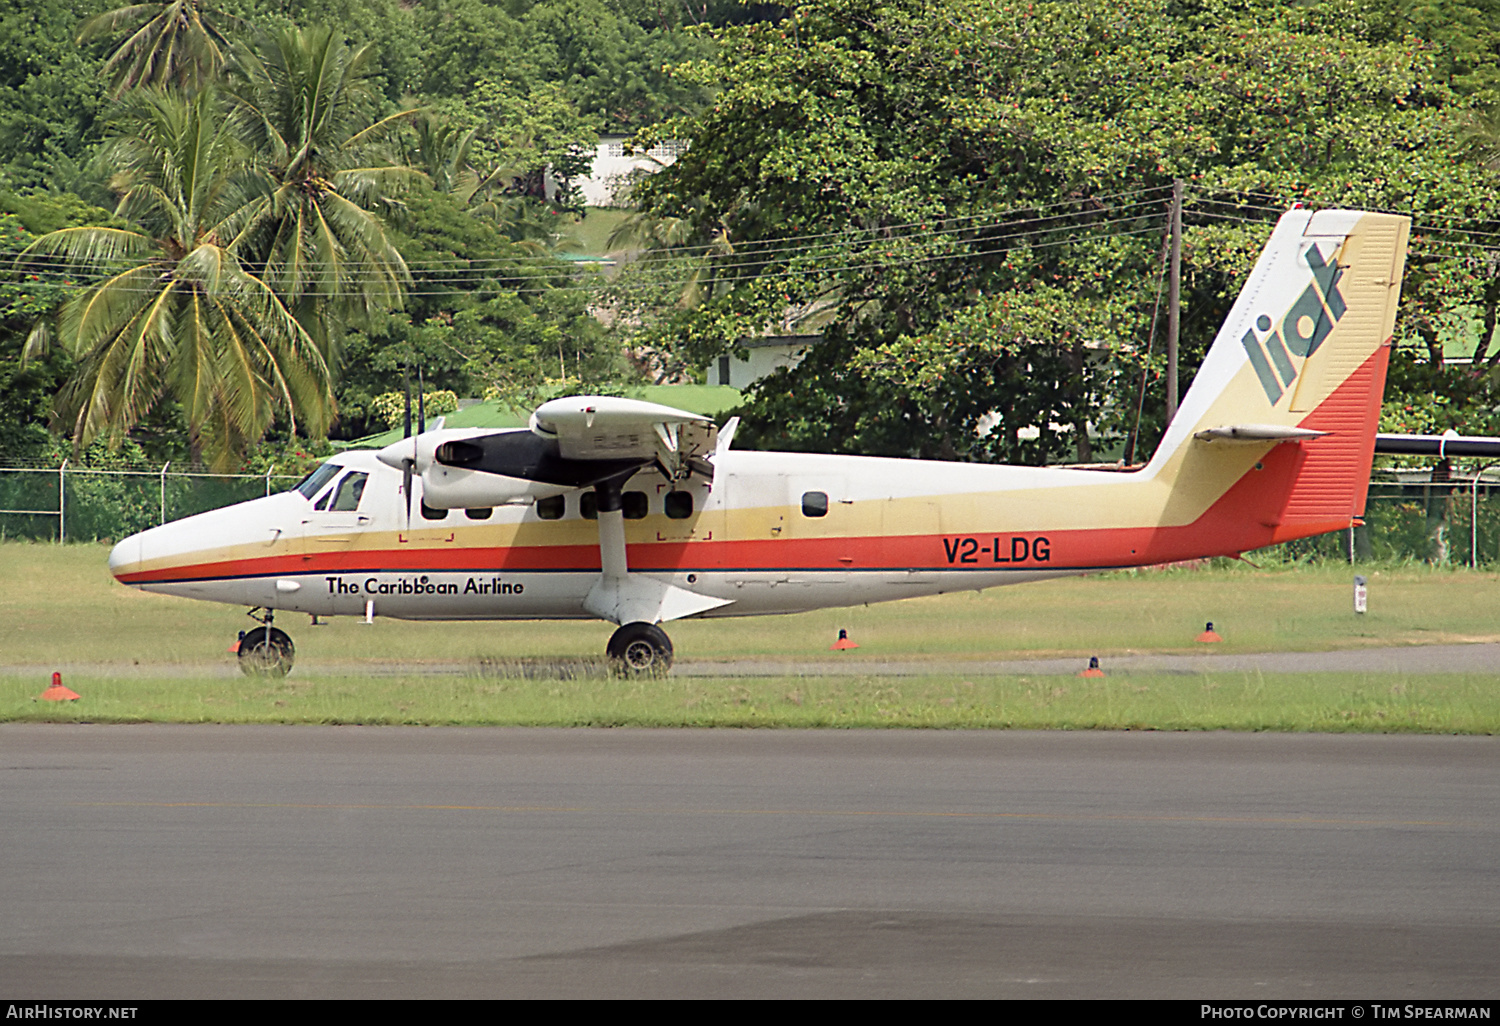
[118,346,1388,587]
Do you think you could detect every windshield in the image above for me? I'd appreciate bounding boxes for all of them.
[291,462,342,499]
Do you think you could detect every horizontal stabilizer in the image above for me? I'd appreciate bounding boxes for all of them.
[1193,424,1330,444]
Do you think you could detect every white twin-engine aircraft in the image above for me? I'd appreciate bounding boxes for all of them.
[109,208,1410,675]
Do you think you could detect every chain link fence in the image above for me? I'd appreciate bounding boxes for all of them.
[0,464,301,543]
[2,464,1498,565]
[1279,475,1500,567]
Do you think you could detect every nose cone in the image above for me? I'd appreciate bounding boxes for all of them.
[376,436,416,472]
[108,531,144,584]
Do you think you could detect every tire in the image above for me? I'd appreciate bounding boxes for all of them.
[238,626,295,677]
[606,622,673,675]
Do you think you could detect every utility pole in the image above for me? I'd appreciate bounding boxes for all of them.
[1167,178,1183,423]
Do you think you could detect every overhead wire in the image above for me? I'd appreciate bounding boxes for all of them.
[1,222,1174,298]
[0,192,1177,287]
[8,184,1500,302]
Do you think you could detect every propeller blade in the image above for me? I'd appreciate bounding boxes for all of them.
[402,364,414,524]
[417,365,425,435]
[403,364,412,440]
[403,459,413,522]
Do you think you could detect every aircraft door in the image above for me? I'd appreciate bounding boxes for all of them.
[784,474,850,589]
[784,475,849,536]
[881,497,942,581]
[299,469,372,565]
[724,472,789,539]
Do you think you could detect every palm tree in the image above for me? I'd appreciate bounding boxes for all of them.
[21,88,334,470]
[227,26,417,357]
[77,0,240,96]
[1462,104,1500,170]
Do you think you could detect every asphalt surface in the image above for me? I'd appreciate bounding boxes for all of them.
[1,726,1496,998]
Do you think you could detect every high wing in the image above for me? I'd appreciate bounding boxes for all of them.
[376,396,723,510]
[376,395,736,629]
[530,395,720,479]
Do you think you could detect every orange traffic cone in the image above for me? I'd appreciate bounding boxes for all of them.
[39,672,80,702]
[830,628,859,650]
[1196,621,1223,643]
[1079,656,1105,678]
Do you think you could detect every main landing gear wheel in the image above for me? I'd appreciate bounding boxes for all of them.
[606,622,673,675]
[238,626,295,677]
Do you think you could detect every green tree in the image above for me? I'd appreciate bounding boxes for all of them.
[523,0,714,131]
[334,184,620,437]
[227,24,417,359]
[21,88,335,470]
[629,0,1500,463]
[0,1,110,188]
[77,0,241,94]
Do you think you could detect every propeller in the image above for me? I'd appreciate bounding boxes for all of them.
[402,364,414,524]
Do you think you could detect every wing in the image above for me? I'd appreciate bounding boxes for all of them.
[529,395,719,479]
[375,395,724,509]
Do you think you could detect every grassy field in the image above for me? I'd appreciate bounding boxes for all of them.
[4,670,1495,732]
[567,207,635,258]
[3,541,1498,730]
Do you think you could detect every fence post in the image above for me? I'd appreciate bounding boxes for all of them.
[1472,462,1499,568]
[160,461,170,525]
[264,463,275,497]
[57,460,66,543]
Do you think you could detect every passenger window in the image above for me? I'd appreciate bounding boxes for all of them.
[536,495,565,520]
[580,492,598,520]
[330,472,368,511]
[622,491,648,520]
[802,491,828,517]
[465,507,493,520]
[664,491,694,519]
[421,501,448,521]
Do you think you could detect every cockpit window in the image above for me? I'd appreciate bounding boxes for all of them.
[293,463,342,499]
[330,472,368,511]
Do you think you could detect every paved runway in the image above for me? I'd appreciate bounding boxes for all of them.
[1,726,1496,998]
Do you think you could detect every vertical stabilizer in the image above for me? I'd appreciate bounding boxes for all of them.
[1146,209,1409,544]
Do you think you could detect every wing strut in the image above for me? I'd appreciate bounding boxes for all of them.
[581,476,733,626]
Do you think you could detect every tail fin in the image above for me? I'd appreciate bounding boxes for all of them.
[1147,209,1409,545]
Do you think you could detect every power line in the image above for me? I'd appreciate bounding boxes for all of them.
[2,221,1173,299]
[2,192,1176,284]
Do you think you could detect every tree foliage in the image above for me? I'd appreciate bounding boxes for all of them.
[78,0,241,95]
[20,89,336,470]
[628,0,1500,463]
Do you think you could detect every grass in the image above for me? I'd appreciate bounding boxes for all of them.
[4,670,1495,732]
[566,207,635,258]
[3,541,1499,730]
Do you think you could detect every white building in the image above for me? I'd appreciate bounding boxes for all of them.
[572,136,688,207]
[707,335,820,389]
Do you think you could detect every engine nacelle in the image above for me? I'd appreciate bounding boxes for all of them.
[377,426,652,510]
[418,464,570,510]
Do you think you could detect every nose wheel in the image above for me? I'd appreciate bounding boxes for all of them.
[606,622,673,675]
[238,626,295,677]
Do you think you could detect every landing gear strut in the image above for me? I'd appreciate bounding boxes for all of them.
[238,610,295,677]
[606,621,673,675]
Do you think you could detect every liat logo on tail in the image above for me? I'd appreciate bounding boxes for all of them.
[1241,244,1348,404]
